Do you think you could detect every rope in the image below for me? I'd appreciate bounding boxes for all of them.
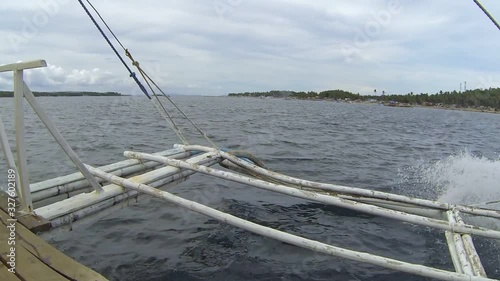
[473,0,500,31]
[135,64,190,145]
[77,0,151,99]
[126,50,219,148]
[136,63,219,148]
[226,150,267,169]
[79,0,218,148]
[85,0,127,50]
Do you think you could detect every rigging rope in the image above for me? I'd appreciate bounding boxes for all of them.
[126,51,218,148]
[85,0,126,50]
[78,0,218,148]
[473,0,500,31]
[77,0,151,99]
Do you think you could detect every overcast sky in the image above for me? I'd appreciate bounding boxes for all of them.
[1,0,499,96]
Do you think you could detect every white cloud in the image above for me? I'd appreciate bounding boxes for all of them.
[0,63,118,92]
[0,0,499,95]
[22,64,115,90]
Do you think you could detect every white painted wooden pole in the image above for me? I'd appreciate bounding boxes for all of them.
[86,166,495,281]
[22,83,103,193]
[35,152,220,221]
[444,230,464,274]
[0,117,16,171]
[13,70,33,213]
[0,60,48,213]
[48,174,188,229]
[124,151,500,240]
[178,145,500,219]
[447,211,474,276]
[0,60,47,72]
[0,116,23,198]
[338,195,443,219]
[454,211,487,277]
[29,149,190,203]
[30,148,187,192]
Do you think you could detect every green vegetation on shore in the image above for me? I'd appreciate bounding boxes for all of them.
[0,91,122,98]
[228,88,500,111]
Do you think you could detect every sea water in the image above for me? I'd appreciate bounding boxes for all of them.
[0,96,499,280]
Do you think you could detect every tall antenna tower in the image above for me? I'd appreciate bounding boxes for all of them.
[460,82,462,92]
[464,81,467,91]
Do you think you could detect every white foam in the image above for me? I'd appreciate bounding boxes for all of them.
[418,150,500,235]
[417,150,500,207]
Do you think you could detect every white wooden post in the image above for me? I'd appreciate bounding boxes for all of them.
[0,60,50,213]
[0,117,23,201]
[454,211,487,277]
[14,70,33,213]
[0,59,103,214]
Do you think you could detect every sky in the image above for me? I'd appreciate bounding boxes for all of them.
[0,0,499,96]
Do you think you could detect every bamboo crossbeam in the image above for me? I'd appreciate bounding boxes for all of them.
[29,149,190,203]
[124,151,500,240]
[447,211,474,276]
[49,176,189,229]
[445,230,464,274]
[0,60,46,72]
[179,145,500,219]
[35,152,218,221]
[86,166,496,281]
[339,195,442,219]
[30,148,187,192]
[454,211,487,277]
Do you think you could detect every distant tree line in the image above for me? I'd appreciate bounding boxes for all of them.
[0,91,122,98]
[228,88,500,110]
[228,89,360,100]
[366,88,500,109]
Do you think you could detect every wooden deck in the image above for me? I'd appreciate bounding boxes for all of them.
[0,192,107,281]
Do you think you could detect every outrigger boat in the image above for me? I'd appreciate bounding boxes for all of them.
[1,1,499,280]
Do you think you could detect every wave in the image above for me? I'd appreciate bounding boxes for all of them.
[420,150,500,207]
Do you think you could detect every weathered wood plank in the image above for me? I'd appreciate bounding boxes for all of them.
[0,262,22,281]
[0,209,107,280]
[0,192,51,232]
[0,230,67,281]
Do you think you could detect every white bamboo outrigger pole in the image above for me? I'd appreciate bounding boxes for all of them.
[446,210,474,275]
[123,151,500,240]
[29,149,190,204]
[85,165,496,281]
[178,144,500,219]
[453,211,487,277]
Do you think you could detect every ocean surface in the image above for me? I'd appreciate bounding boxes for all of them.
[0,96,499,281]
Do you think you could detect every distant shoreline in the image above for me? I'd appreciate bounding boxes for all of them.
[414,104,499,114]
[230,95,500,115]
[228,88,500,115]
[0,91,123,98]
